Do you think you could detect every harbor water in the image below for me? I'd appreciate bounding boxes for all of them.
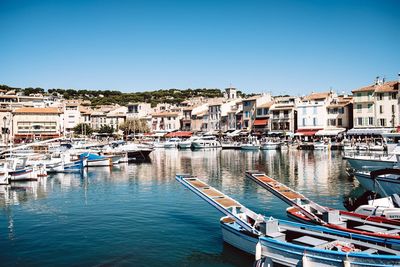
[0,149,356,266]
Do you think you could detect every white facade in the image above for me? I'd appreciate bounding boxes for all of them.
[151,112,181,131]
[297,92,335,130]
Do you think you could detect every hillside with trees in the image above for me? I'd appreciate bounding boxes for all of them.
[0,84,245,107]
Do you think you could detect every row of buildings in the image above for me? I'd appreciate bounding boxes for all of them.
[0,75,399,143]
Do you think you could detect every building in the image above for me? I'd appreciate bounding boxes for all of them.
[326,95,353,129]
[253,101,273,134]
[12,107,62,142]
[126,103,152,119]
[63,100,81,134]
[90,111,107,131]
[151,112,181,131]
[241,93,272,131]
[269,96,299,136]
[348,77,399,135]
[106,106,127,133]
[296,92,335,138]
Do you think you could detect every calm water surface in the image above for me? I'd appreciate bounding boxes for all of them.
[0,149,358,266]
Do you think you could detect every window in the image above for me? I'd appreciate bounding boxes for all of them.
[328,119,336,126]
[313,107,317,114]
[338,118,342,126]
[368,117,374,125]
[378,93,383,101]
[380,105,383,114]
[357,104,362,113]
[391,92,397,100]
[257,109,262,116]
[392,105,395,113]
[357,117,363,126]
[302,118,306,126]
[245,111,250,118]
[263,108,268,115]
[244,101,251,107]
[380,118,386,126]
[338,107,344,114]
[283,110,289,118]
[313,118,317,126]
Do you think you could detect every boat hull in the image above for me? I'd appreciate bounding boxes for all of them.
[240,145,260,150]
[346,157,395,171]
[126,150,152,160]
[220,222,258,255]
[191,142,221,149]
[354,172,400,196]
[260,144,281,150]
[260,237,400,267]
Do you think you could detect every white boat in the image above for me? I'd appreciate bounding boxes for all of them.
[240,135,260,150]
[115,143,153,161]
[177,140,191,149]
[354,168,400,197]
[260,141,281,150]
[164,138,180,148]
[176,174,400,266]
[191,136,221,149]
[314,141,329,150]
[221,141,241,149]
[354,194,400,221]
[343,147,400,171]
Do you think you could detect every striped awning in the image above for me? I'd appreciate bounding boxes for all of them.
[315,128,346,136]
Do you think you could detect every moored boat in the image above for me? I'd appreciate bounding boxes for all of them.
[245,170,400,246]
[260,141,281,150]
[191,136,221,149]
[176,174,400,266]
[354,168,400,197]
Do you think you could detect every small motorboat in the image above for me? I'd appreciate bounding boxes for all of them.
[260,141,281,150]
[176,174,400,266]
[191,136,221,149]
[79,152,112,167]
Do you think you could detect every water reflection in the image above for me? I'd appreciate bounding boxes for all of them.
[0,149,358,267]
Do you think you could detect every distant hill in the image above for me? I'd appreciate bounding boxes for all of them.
[0,85,247,107]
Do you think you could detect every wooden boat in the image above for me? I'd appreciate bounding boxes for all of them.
[176,174,400,266]
[245,170,400,245]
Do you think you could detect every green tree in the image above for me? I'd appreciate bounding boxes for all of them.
[119,119,150,135]
[98,125,114,134]
[73,123,93,136]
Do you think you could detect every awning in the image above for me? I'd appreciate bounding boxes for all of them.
[294,129,321,136]
[165,131,193,138]
[315,128,346,136]
[346,128,394,136]
[253,119,268,126]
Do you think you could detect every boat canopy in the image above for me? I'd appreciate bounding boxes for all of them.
[346,128,394,136]
[226,129,241,137]
[315,128,346,136]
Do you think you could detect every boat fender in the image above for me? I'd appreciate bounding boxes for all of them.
[302,254,310,267]
[343,255,350,267]
[255,241,262,261]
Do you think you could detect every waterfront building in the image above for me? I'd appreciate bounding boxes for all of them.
[269,96,299,136]
[151,112,181,131]
[296,92,335,139]
[348,77,399,135]
[126,102,152,119]
[12,107,62,142]
[90,111,107,131]
[241,93,272,131]
[181,103,208,131]
[253,101,273,135]
[226,101,243,131]
[106,106,127,133]
[63,100,81,134]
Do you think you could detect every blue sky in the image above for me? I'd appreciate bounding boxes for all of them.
[0,0,399,95]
